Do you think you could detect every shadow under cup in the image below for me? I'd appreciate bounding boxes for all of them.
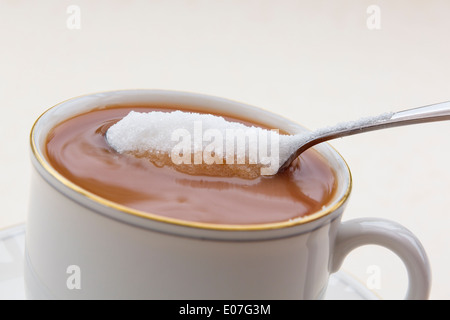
[25,90,426,300]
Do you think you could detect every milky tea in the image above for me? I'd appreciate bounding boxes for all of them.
[45,104,337,225]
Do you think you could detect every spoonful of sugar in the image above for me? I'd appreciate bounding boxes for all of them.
[106,110,300,179]
[106,101,450,178]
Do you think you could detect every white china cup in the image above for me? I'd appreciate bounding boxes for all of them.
[26,90,431,299]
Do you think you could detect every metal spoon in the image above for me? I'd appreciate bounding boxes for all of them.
[278,101,450,173]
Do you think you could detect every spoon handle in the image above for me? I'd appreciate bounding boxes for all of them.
[387,100,450,125]
[278,101,450,173]
[320,100,450,138]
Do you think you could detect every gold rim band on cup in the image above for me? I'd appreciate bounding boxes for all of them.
[30,90,353,232]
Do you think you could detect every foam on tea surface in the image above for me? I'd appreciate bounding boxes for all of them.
[106,110,302,179]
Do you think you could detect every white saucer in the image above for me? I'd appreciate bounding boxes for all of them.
[0,224,378,300]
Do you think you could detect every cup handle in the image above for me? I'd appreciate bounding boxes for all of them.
[331,218,431,300]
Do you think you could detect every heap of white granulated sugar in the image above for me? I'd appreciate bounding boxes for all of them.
[106,110,394,179]
[106,110,303,178]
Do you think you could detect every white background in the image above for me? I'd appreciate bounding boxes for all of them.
[0,0,449,299]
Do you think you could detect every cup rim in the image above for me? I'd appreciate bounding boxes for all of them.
[30,89,352,232]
